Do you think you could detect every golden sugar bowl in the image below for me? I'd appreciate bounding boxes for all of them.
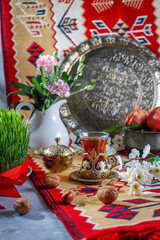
[34,138,82,173]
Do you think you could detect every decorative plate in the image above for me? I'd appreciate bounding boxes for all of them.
[60,36,160,134]
[69,170,118,185]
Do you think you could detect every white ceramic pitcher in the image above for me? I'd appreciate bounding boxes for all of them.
[16,100,69,150]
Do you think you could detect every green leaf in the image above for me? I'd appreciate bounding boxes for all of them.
[61,72,69,82]
[10,102,20,107]
[103,125,124,133]
[32,89,44,110]
[54,51,58,58]
[146,156,160,164]
[32,77,44,95]
[103,124,140,133]
[103,124,140,132]
[9,81,32,96]
[153,156,160,164]
[36,74,44,84]
[127,124,140,131]
[8,89,33,98]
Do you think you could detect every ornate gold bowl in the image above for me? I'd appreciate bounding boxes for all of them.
[34,138,82,173]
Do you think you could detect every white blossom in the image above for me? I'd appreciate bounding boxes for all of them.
[134,166,153,185]
[112,135,124,150]
[151,166,160,179]
[129,148,140,159]
[141,161,152,172]
[126,167,136,183]
[152,161,160,168]
[129,181,143,196]
[142,144,151,158]
[111,143,119,151]
[105,144,117,156]
[134,161,143,169]
[126,160,139,167]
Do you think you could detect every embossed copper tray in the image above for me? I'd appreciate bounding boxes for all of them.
[60,36,160,134]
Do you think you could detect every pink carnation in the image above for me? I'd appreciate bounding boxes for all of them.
[36,54,58,73]
[47,79,71,98]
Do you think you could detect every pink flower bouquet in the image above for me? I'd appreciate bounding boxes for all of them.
[9,52,95,114]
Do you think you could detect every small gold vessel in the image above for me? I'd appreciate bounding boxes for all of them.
[34,138,82,173]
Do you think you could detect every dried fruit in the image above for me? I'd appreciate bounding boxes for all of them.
[41,173,61,188]
[146,107,160,132]
[62,191,74,204]
[13,197,32,215]
[125,106,148,128]
[97,186,118,204]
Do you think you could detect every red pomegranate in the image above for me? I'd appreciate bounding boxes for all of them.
[125,106,148,127]
[146,107,160,132]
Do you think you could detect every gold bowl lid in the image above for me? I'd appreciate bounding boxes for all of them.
[34,138,82,157]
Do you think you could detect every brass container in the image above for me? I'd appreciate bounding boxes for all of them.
[34,138,82,173]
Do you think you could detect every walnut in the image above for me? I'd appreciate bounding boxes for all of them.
[62,191,74,204]
[97,186,118,204]
[13,197,32,215]
[41,173,61,188]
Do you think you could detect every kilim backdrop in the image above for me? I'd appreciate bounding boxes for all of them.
[1,0,160,108]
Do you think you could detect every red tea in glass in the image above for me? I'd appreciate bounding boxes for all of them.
[81,131,108,151]
[81,137,107,153]
[80,132,108,162]
[79,131,119,179]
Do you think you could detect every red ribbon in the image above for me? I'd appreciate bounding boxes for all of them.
[0,158,28,198]
[0,205,5,209]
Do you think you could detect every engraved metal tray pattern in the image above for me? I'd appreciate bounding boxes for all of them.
[60,36,160,134]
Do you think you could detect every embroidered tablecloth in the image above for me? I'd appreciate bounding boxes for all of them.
[28,154,160,240]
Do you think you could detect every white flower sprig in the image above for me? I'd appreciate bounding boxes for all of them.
[105,135,160,195]
[105,134,125,156]
[119,144,160,196]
